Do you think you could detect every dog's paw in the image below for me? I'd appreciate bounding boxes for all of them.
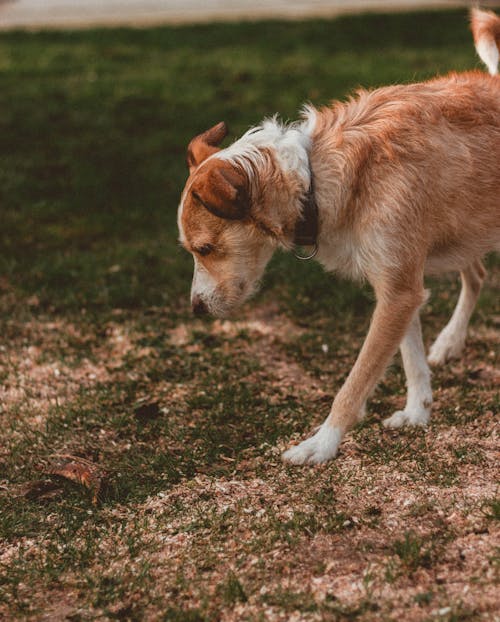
[428,333,465,366]
[383,409,429,428]
[282,424,342,465]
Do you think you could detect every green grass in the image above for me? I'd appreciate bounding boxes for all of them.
[0,9,494,317]
[391,531,434,571]
[0,9,499,621]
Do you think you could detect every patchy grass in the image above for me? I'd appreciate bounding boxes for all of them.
[0,9,499,621]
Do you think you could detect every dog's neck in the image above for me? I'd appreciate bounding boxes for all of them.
[293,164,318,250]
[267,116,319,251]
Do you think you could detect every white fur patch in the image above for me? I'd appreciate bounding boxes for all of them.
[384,409,429,428]
[282,423,343,465]
[218,116,312,189]
[300,103,318,138]
[428,328,465,366]
[191,257,217,302]
[476,37,499,75]
[177,195,186,243]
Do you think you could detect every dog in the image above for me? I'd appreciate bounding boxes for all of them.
[177,9,500,465]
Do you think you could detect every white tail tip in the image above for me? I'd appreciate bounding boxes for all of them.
[470,8,500,75]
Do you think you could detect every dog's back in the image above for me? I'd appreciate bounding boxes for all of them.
[310,31,500,277]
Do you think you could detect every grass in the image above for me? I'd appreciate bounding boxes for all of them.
[391,531,435,572]
[0,9,499,621]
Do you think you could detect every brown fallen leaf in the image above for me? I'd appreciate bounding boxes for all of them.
[45,454,105,505]
[134,401,161,422]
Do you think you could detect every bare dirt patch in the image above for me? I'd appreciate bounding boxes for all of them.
[0,291,498,620]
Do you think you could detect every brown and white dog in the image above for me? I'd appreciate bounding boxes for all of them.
[177,9,500,465]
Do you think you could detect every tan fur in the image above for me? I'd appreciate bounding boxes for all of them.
[178,11,500,463]
[186,121,228,173]
[189,159,250,221]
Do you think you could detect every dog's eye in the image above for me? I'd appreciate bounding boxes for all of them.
[196,244,213,257]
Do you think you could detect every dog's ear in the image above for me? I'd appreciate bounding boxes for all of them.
[190,162,249,221]
[186,122,228,172]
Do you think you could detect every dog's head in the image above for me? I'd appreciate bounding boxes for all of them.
[178,120,312,317]
[178,122,276,317]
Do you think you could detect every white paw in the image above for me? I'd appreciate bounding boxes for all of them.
[383,409,429,428]
[282,424,343,465]
[428,333,465,366]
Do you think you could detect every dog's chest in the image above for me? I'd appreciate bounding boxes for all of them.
[316,229,368,281]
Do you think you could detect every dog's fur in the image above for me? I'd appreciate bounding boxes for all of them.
[178,9,500,464]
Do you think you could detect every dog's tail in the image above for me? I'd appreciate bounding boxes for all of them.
[470,8,500,75]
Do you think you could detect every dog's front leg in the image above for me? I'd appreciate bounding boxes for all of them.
[282,284,427,465]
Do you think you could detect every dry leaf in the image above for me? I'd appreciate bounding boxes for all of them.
[134,401,161,422]
[45,454,104,504]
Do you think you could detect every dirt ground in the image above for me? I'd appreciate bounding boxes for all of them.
[0,288,498,620]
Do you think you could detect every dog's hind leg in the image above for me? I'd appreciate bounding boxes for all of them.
[384,310,432,428]
[428,259,486,366]
[283,282,427,465]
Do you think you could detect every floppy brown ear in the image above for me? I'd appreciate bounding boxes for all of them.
[191,162,249,221]
[186,122,228,172]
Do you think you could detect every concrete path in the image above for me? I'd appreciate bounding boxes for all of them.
[0,0,490,31]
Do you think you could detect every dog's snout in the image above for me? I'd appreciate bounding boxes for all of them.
[192,296,208,316]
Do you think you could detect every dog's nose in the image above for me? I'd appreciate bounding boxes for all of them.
[192,296,208,316]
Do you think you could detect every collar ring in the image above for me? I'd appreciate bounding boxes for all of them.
[293,243,318,261]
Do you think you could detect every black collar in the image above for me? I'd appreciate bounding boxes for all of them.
[293,166,318,257]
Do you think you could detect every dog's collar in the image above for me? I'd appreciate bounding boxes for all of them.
[293,166,318,260]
